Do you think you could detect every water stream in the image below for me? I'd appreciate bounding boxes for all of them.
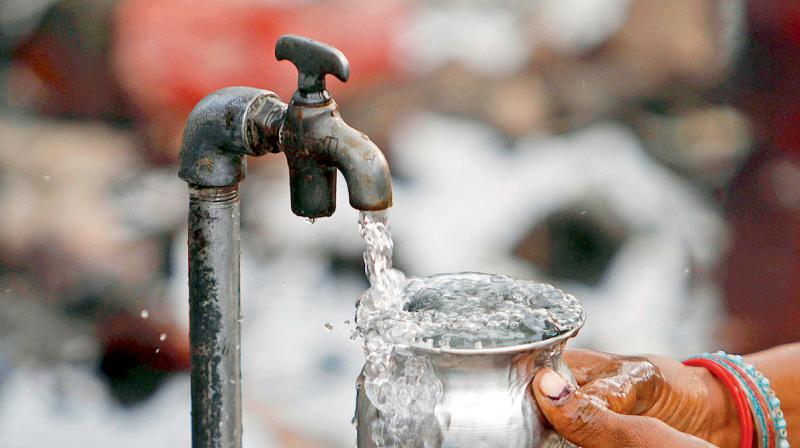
[356,210,438,447]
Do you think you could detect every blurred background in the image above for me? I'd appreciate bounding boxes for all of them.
[0,0,797,446]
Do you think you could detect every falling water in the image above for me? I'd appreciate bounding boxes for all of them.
[356,211,440,447]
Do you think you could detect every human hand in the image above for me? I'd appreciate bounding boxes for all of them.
[531,349,742,447]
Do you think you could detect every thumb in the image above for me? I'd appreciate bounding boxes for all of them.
[532,368,629,447]
[532,369,713,448]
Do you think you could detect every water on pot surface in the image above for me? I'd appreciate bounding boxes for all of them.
[403,273,583,350]
[355,211,583,447]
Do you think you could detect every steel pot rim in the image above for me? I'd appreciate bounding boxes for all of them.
[408,311,585,356]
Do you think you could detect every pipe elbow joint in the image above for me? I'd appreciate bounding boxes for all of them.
[179,87,286,187]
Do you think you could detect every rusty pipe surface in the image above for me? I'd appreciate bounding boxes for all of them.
[179,87,285,188]
[180,86,286,448]
[188,186,242,448]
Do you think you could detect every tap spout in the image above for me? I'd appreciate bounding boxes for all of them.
[281,99,392,217]
[328,119,393,212]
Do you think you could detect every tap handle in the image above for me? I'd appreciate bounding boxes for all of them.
[275,35,350,104]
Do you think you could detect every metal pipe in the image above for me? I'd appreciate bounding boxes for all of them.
[180,87,283,448]
[179,87,284,188]
[188,185,242,448]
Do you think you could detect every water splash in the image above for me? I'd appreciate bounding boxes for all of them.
[402,273,583,349]
[355,211,584,447]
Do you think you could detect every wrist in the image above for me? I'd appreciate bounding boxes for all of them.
[698,365,744,448]
[644,358,743,446]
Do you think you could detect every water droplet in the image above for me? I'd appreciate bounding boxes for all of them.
[155,348,160,354]
[324,322,333,332]
[140,309,149,319]
[159,333,167,341]
[580,210,587,215]
[43,175,51,181]
[683,267,690,275]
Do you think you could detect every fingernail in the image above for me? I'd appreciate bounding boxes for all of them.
[539,369,572,401]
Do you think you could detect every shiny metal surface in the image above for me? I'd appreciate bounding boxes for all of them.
[356,325,582,448]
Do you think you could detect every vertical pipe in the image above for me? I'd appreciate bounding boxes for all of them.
[187,185,242,448]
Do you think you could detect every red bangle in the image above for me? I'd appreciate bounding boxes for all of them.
[716,356,774,448]
[684,357,754,448]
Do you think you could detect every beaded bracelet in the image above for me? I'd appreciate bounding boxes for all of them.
[685,352,790,448]
[699,353,771,448]
[715,352,790,448]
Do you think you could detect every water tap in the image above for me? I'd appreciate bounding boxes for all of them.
[180,34,392,217]
[274,35,392,217]
[178,34,393,448]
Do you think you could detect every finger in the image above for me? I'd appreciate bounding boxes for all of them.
[563,349,616,367]
[532,368,628,447]
[532,369,713,448]
[563,349,618,386]
[580,358,663,415]
[581,376,639,414]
